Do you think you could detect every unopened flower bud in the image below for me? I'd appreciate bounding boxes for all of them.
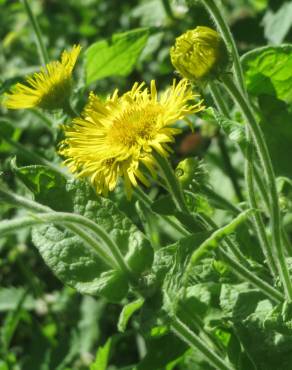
[170,26,230,84]
[175,157,207,189]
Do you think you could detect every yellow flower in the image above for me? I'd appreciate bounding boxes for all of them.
[3,45,81,110]
[170,26,229,84]
[59,79,204,198]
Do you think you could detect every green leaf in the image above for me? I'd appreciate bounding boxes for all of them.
[90,337,112,370]
[85,28,149,84]
[13,163,73,212]
[233,299,292,370]
[262,3,292,45]
[220,283,264,320]
[242,45,292,103]
[258,95,292,178]
[32,225,129,301]
[118,298,144,333]
[264,301,292,335]
[27,176,153,301]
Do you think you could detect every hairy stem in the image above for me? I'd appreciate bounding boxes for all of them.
[200,0,245,94]
[22,0,49,65]
[221,74,292,300]
[154,153,188,213]
[171,317,234,370]
[245,142,278,276]
[134,187,190,237]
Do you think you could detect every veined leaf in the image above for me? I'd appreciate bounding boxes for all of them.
[13,166,153,302]
[85,28,149,84]
[242,45,292,103]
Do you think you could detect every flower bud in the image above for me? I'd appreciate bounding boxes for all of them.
[175,157,207,190]
[170,26,230,84]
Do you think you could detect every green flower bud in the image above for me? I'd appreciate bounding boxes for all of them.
[170,26,230,84]
[175,157,207,190]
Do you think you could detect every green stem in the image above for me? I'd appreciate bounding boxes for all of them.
[134,187,190,237]
[161,0,177,20]
[209,82,274,275]
[221,74,292,300]
[220,248,283,303]
[63,102,78,118]
[198,212,248,266]
[29,108,54,130]
[154,153,188,213]
[188,209,252,266]
[253,167,270,212]
[22,0,49,66]
[208,82,270,212]
[208,83,243,201]
[171,317,234,370]
[245,141,278,276]
[200,0,245,94]
[180,308,224,353]
[200,184,241,215]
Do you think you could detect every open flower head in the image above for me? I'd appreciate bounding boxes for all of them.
[3,45,81,110]
[170,26,229,84]
[59,79,204,198]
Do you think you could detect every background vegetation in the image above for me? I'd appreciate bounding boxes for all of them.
[0,0,292,369]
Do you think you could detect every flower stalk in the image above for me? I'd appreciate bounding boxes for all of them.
[221,74,292,300]
[154,153,189,213]
[22,0,49,66]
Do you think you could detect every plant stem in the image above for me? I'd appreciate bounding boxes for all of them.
[161,0,177,21]
[134,186,190,237]
[22,0,49,66]
[208,82,270,212]
[154,153,188,213]
[180,307,224,353]
[209,81,275,277]
[63,100,78,118]
[171,317,234,370]
[188,209,252,266]
[221,74,292,300]
[245,141,278,276]
[199,185,240,214]
[200,0,245,94]
[208,82,243,201]
[219,248,283,303]
[198,212,248,265]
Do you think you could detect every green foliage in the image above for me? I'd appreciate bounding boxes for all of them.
[85,28,149,84]
[1,0,292,368]
[262,2,292,45]
[118,298,144,333]
[242,45,292,103]
[90,338,112,370]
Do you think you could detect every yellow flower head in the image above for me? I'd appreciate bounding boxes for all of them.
[3,45,81,110]
[170,26,229,84]
[59,79,204,198]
